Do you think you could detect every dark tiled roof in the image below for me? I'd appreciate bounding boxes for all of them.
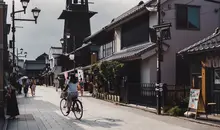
[84,0,155,42]
[178,29,220,54]
[109,1,153,27]
[102,42,155,61]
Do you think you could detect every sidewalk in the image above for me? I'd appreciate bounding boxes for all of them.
[7,88,85,130]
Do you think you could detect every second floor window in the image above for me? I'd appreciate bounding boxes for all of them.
[176,4,200,30]
[103,42,114,58]
[99,41,115,59]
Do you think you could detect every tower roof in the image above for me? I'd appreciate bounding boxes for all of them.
[58,10,97,20]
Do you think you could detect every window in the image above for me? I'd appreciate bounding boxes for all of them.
[100,41,114,59]
[176,5,200,30]
[121,14,149,48]
[215,69,220,82]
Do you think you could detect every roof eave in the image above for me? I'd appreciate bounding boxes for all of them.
[106,9,152,31]
[58,10,97,20]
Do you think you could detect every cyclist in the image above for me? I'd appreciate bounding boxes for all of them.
[63,74,78,114]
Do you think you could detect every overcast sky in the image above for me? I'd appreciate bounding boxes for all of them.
[4,0,147,60]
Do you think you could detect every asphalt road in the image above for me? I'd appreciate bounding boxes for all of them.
[7,86,220,130]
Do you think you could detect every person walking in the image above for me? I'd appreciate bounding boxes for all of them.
[17,76,23,94]
[23,78,29,97]
[6,75,20,119]
[79,78,84,96]
[30,78,36,96]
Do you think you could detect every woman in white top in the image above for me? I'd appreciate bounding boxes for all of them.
[64,74,78,113]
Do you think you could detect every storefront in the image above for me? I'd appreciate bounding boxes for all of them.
[178,28,220,114]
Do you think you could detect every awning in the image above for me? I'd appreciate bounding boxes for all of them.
[178,28,220,54]
[101,42,156,61]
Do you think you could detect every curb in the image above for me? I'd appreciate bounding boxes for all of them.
[3,118,8,130]
[92,96,157,114]
[179,117,220,128]
[114,102,157,114]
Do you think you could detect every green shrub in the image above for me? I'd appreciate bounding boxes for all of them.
[168,106,186,116]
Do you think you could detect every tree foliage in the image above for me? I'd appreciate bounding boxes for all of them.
[90,61,124,93]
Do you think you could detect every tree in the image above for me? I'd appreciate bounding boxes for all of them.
[99,61,124,94]
[90,61,124,94]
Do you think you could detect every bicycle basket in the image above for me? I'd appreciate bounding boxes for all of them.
[60,91,67,98]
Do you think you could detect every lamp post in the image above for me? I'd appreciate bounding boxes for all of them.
[61,33,76,72]
[16,48,27,73]
[11,0,41,71]
[60,38,65,53]
[66,33,76,71]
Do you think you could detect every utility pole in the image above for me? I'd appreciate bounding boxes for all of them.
[153,0,172,115]
[156,0,162,115]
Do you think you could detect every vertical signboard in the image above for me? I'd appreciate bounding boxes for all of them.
[188,89,206,119]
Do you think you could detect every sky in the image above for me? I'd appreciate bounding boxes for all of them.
[4,0,148,60]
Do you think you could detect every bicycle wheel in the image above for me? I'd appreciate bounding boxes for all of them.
[73,99,83,120]
[60,98,69,116]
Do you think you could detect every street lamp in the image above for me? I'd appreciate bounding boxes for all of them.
[24,52,27,55]
[69,54,75,60]
[65,33,76,70]
[11,0,41,68]
[32,7,41,24]
[60,38,64,44]
[66,33,71,39]
[20,48,23,54]
[20,0,30,13]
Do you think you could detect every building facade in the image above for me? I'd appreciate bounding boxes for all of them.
[48,46,62,86]
[24,53,48,80]
[84,0,220,86]
[178,28,220,114]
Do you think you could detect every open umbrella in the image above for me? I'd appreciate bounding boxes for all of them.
[19,76,28,80]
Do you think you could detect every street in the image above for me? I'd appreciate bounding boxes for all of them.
[7,86,220,130]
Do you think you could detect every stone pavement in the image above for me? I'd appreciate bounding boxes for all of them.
[6,86,220,130]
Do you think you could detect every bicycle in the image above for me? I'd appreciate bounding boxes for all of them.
[60,91,83,120]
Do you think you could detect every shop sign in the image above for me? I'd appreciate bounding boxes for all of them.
[205,56,220,68]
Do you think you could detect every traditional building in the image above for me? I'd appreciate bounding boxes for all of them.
[77,0,220,105]
[58,0,97,71]
[24,53,48,80]
[178,28,220,114]
[47,46,62,86]
[83,0,220,84]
